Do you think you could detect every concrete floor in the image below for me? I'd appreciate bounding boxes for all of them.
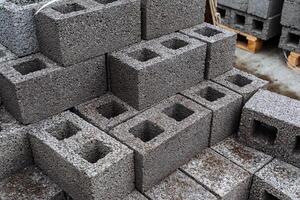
[234,39,300,100]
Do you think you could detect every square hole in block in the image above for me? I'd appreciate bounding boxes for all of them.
[287,33,300,47]
[46,121,81,141]
[97,101,128,119]
[195,27,222,37]
[13,58,47,75]
[163,103,194,122]
[253,120,278,145]
[161,38,189,50]
[217,7,226,19]
[293,136,300,154]
[78,140,111,164]
[235,14,246,26]
[253,20,264,32]
[197,86,226,102]
[94,0,118,4]
[0,50,6,58]
[226,74,253,87]
[52,3,85,14]
[129,120,164,143]
[128,48,159,62]
[263,191,280,200]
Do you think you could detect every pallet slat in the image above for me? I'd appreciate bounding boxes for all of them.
[287,52,300,72]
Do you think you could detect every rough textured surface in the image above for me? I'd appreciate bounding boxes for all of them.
[0,44,16,64]
[247,0,284,19]
[180,23,236,79]
[110,33,207,110]
[249,159,300,200]
[213,68,269,103]
[218,0,249,12]
[73,93,139,132]
[181,148,252,200]
[0,166,65,200]
[281,0,300,30]
[0,53,106,124]
[141,0,206,40]
[146,170,218,200]
[29,111,134,200]
[36,0,141,66]
[124,190,147,200]
[181,81,243,146]
[279,26,300,53]
[110,94,212,191]
[238,90,300,168]
[212,137,273,174]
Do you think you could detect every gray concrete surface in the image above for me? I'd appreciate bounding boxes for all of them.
[279,27,300,53]
[218,0,249,12]
[247,0,284,19]
[281,0,300,30]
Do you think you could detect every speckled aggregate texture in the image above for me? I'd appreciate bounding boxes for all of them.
[238,90,300,168]
[73,93,139,132]
[213,68,269,103]
[181,81,243,146]
[180,23,236,79]
[36,0,141,66]
[249,159,300,200]
[109,33,207,110]
[247,0,284,19]
[281,0,300,30]
[110,94,212,191]
[0,166,65,200]
[212,137,273,174]
[141,0,206,40]
[0,44,16,64]
[218,0,249,12]
[181,148,252,200]
[124,190,148,200]
[28,111,134,200]
[0,53,106,124]
[279,27,300,52]
[146,170,218,200]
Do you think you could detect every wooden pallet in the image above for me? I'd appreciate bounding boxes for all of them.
[218,24,263,53]
[287,52,300,73]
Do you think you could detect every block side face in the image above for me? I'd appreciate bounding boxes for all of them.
[281,0,300,30]
[218,0,248,12]
[279,27,300,53]
[124,190,148,200]
[247,0,284,18]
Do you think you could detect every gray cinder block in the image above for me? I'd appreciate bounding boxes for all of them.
[29,111,134,200]
[110,94,212,191]
[212,137,273,174]
[141,0,206,40]
[36,0,141,66]
[180,23,236,79]
[0,53,106,124]
[109,33,207,110]
[279,26,300,52]
[0,43,16,64]
[0,166,65,200]
[181,148,252,200]
[230,9,248,32]
[146,170,218,200]
[249,159,300,200]
[217,5,232,25]
[281,0,300,30]
[247,0,284,19]
[124,190,148,200]
[213,68,269,103]
[181,81,243,146]
[218,0,249,12]
[0,0,48,56]
[238,90,300,168]
[73,93,139,132]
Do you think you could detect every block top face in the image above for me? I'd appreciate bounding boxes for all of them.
[73,93,139,131]
[0,44,16,64]
[0,53,61,84]
[244,90,300,127]
[146,170,218,200]
[1,0,50,11]
[255,159,300,199]
[29,111,133,177]
[181,81,243,110]
[0,106,22,134]
[212,137,273,174]
[124,190,147,200]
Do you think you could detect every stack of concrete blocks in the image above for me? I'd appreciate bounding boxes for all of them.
[217,0,283,40]
[279,0,300,52]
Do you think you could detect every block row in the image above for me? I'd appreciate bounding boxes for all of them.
[279,26,300,52]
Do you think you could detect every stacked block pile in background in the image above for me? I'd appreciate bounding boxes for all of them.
[0,0,299,200]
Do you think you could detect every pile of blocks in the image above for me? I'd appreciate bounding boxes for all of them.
[0,0,299,200]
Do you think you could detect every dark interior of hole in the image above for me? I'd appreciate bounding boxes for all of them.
[253,120,278,145]
[94,0,118,4]
[235,14,246,26]
[253,20,264,32]
[237,34,248,45]
[161,38,189,50]
[78,140,111,164]
[195,27,222,37]
[197,86,226,102]
[163,103,194,122]
[293,136,300,154]
[52,3,85,14]
[129,120,164,143]
[217,8,226,18]
[46,121,81,141]
[13,58,47,75]
[97,101,128,119]
[263,191,280,200]
[287,33,300,46]
[227,74,253,87]
[128,48,159,62]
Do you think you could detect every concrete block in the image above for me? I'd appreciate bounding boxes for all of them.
[0,43,16,64]
[180,23,236,79]
[0,166,65,200]
[0,0,48,56]
[109,94,212,191]
[213,68,269,103]
[218,0,249,12]
[141,0,206,40]
[0,53,106,124]
[212,137,273,174]
[217,5,232,25]
[109,33,207,110]
[229,9,248,32]
[145,170,218,200]
[181,81,243,146]
[0,106,32,180]
[247,0,284,19]
[29,111,134,200]
[249,159,300,200]
[124,190,147,200]
[181,148,252,200]
[36,0,141,66]
[279,26,300,52]
[238,90,300,168]
[73,93,139,132]
[281,0,300,30]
